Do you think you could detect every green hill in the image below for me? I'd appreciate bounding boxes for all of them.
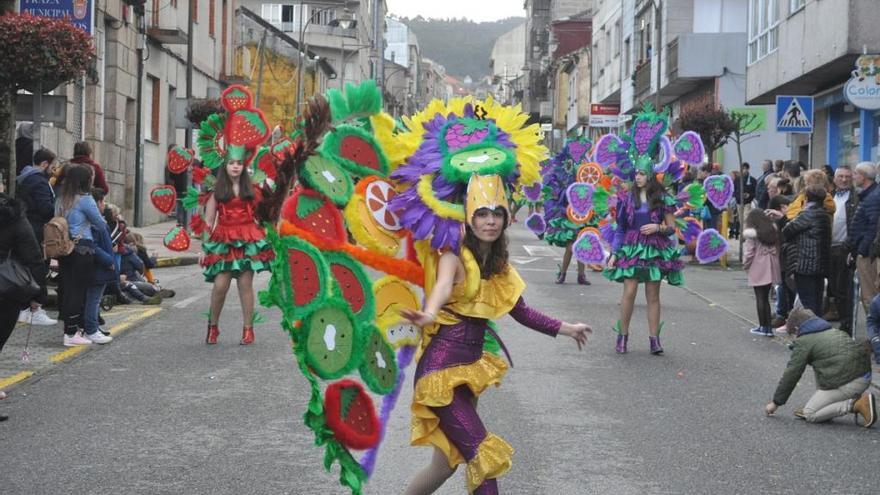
[399,16,525,80]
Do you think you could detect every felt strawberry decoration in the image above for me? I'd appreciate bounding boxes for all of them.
[323,379,381,450]
[163,225,191,251]
[166,146,195,174]
[191,165,211,185]
[150,185,177,214]
[225,109,270,157]
[221,85,252,113]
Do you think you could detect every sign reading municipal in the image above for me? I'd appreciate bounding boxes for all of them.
[18,0,94,35]
[776,96,813,133]
[844,55,880,110]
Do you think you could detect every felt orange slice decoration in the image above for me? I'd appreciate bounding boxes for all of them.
[344,177,401,256]
[576,162,604,185]
[566,204,593,224]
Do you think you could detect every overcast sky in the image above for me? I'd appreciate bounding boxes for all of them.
[385,0,525,22]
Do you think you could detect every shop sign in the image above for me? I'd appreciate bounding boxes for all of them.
[844,55,880,110]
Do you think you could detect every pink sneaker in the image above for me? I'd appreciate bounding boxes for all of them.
[63,331,93,347]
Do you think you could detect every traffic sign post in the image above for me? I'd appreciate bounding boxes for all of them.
[776,96,814,133]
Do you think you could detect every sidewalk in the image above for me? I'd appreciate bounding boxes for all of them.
[135,220,201,268]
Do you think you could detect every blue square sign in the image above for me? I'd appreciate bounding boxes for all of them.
[776,96,814,133]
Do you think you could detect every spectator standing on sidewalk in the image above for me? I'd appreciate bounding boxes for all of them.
[846,162,880,311]
[69,141,109,195]
[14,148,58,326]
[865,294,880,366]
[825,165,858,333]
[0,193,46,421]
[767,195,794,328]
[83,188,114,344]
[782,185,831,316]
[14,123,33,175]
[743,209,781,337]
[755,160,774,209]
[765,307,876,427]
[56,164,106,346]
[736,162,757,217]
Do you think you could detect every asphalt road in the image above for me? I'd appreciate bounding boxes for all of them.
[1,223,878,494]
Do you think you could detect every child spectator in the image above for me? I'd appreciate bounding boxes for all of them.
[743,209,781,337]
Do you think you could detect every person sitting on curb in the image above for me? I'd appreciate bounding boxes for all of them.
[764,306,876,427]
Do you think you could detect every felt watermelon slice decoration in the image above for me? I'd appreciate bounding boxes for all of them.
[163,226,191,251]
[704,175,734,210]
[566,182,594,217]
[324,379,381,450]
[265,234,331,322]
[359,325,398,395]
[301,302,363,380]
[573,230,606,265]
[281,187,348,246]
[695,228,728,264]
[525,212,546,236]
[320,125,390,178]
[323,251,375,323]
[301,155,354,207]
[166,146,194,174]
[150,185,177,214]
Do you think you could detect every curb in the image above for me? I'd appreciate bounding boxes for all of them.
[155,256,200,268]
[0,307,163,393]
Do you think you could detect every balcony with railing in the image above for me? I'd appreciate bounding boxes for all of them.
[633,62,651,101]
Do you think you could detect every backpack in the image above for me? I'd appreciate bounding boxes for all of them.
[43,216,75,259]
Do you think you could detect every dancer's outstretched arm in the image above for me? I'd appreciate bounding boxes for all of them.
[509,297,591,350]
[401,251,461,327]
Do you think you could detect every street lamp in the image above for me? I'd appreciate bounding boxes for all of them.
[295,1,357,111]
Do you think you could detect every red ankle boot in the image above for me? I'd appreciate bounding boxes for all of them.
[206,324,220,344]
[240,326,254,345]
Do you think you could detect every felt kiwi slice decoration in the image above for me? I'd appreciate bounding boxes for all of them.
[319,124,389,179]
[358,325,398,395]
[301,155,354,207]
[301,300,364,380]
[323,251,375,323]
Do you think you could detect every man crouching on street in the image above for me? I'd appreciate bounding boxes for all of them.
[764,307,877,427]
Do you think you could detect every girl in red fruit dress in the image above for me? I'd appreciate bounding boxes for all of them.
[200,158,274,345]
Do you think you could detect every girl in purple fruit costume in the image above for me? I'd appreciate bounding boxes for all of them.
[604,169,681,355]
[400,174,591,495]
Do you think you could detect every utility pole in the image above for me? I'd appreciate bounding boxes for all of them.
[254,30,267,107]
[374,0,384,98]
[182,0,194,226]
[134,5,146,227]
[654,0,662,111]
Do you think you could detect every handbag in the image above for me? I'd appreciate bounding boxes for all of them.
[0,250,40,304]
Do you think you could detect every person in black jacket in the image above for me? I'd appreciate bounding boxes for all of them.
[782,186,832,316]
[14,148,58,327]
[0,193,46,421]
[847,162,880,311]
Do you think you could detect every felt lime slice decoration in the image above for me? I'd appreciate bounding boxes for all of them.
[302,155,354,207]
[324,378,381,450]
[323,251,375,323]
[358,325,398,395]
[442,144,516,184]
[302,302,363,380]
[320,124,390,178]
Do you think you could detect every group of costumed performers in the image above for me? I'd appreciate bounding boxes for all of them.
[529,136,608,285]
[583,104,731,355]
[184,86,276,345]
[388,98,591,495]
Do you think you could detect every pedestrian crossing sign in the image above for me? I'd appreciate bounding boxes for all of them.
[776,96,814,133]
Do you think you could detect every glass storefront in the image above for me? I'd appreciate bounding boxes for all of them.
[836,106,861,167]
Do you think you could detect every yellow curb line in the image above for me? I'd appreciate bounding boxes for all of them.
[50,307,163,363]
[0,371,34,390]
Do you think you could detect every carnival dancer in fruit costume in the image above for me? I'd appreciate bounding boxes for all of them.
[389,98,592,495]
[194,85,274,345]
[591,104,726,355]
[539,137,603,285]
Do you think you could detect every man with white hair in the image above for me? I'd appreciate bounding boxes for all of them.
[847,162,880,311]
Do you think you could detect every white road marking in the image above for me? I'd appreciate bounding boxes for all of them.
[523,245,560,257]
[510,256,541,265]
[173,295,204,309]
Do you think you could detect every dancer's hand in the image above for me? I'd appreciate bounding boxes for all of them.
[764,209,783,220]
[640,223,660,235]
[764,402,777,416]
[559,322,591,350]
[605,255,617,269]
[400,308,436,327]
